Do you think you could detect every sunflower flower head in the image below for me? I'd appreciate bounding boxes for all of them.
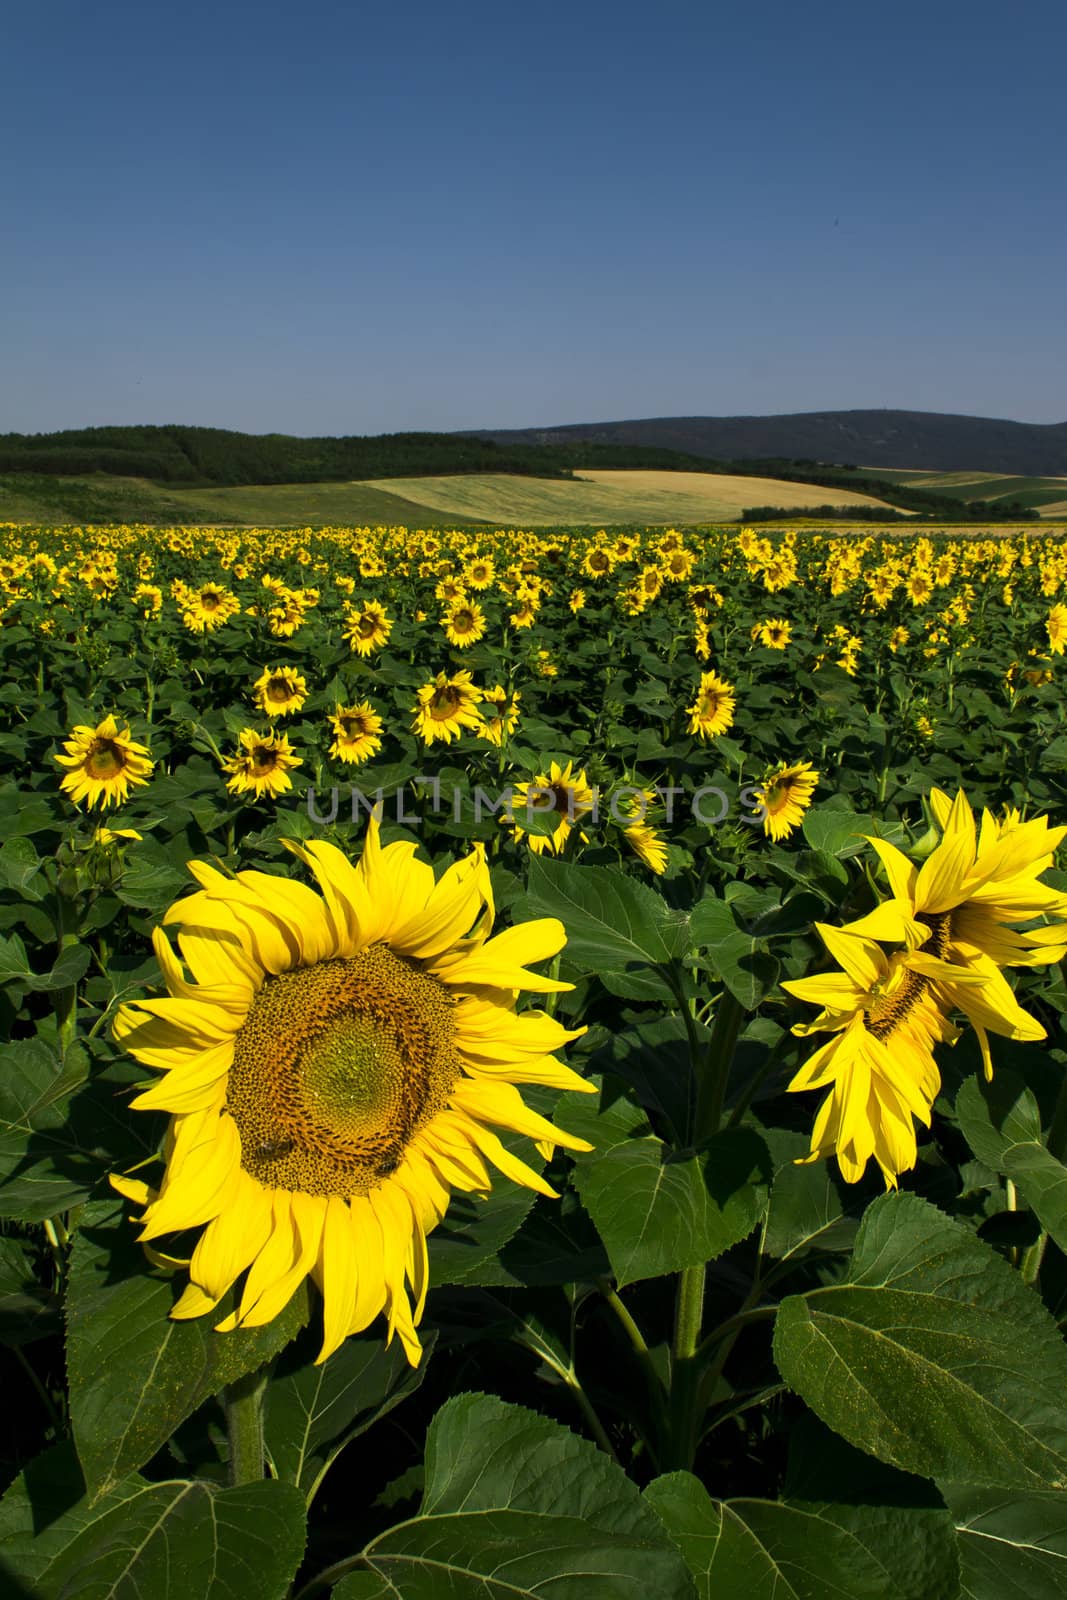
[253,666,308,718]
[751,761,819,841]
[222,728,302,799]
[110,817,592,1366]
[54,714,154,810]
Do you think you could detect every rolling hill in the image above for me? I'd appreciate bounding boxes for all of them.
[464,410,1067,477]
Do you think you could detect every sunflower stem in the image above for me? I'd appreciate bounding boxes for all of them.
[224,1369,268,1485]
[694,990,745,1146]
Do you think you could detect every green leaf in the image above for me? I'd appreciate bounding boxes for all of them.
[0,1451,306,1600]
[264,1329,435,1502]
[116,856,195,913]
[941,1481,1067,1599]
[956,1071,1067,1255]
[690,895,779,1009]
[522,856,689,970]
[0,1235,57,1345]
[773,1190,1067,1487]
[801,805,876,858]
[0,1038,94,1221]
[0,836,46,901]
[558,1090,769,1287]
[761,1131,854,1261]
[67,1200,310,1499]
[956,1070,1042,1170]
[335,1392,694,1599]
[645,1471,887,1599]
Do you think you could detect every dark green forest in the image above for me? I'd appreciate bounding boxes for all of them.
[0,424,1040,519]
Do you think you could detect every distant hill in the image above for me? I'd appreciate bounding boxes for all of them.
[462,410,1067,477]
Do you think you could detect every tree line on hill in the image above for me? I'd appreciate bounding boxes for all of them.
[0,425,1039,519]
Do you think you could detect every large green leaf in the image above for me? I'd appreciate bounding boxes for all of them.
[941,1481,1067,1599]
[0,1038,96,1221]
[644,1471,887,1599]
[773,1190,1067,1487]
[689,895,779,1009]
[761,1130,854,1261]
[956,1071,1067,1254]
[0,1449,306,1600]
[522,856,689,971]
[332,1392,694,1599]
[264,1329,435,1502]
[955,1070,1043,1170]
[558,1090,769,1287]
[67,1200,310,1499]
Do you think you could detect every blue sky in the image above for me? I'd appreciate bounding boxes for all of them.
[4,0,1066,434]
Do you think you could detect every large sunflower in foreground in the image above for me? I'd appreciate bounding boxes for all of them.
[54,714,154,809]
[112,818,593,1366]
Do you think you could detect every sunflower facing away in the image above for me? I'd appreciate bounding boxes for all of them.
[222,729,303,799]
[751,761,819,840]
[54,714,154,810]
[111,818,593,1365]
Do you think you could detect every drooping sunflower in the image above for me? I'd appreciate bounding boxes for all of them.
[509,760,594,856]
[751,761,819,841]
[412,670,483,746]
[329,702,384,766]
[253,666,308,718]
[686,671,736,741]
[442,600,487,650]
[841,788,1067,1075]
[54,714,154,810]
[222,729,303,799]
[477,685,521,747]
[110,818,593,1365]
[782,923,961,1186]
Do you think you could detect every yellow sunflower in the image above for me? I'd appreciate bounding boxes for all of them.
[343,601,393,658]
[253,666,308,718]
[841,788,1067,1075]
[782,924,960,1186]
[757,618,792,650]
[510,760,594,856]
[686,671,736,740]
[442,600,487,649]
[477,686,521,747]
[751,761,819,841]
[329,702,384,766]
[54,714,154,810]
[110,817,593,1366]
[222,729,302,799]
[1047,603,1067,656]
[412,670,483,746]
[182,583,240,633]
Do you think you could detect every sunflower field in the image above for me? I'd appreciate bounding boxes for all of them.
[2,517,1067,1599]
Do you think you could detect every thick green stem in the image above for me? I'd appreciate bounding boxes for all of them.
[225,1370,268,1485]
[694,990,745,1145]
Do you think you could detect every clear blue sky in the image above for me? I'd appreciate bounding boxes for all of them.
[4,0,1066,435]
